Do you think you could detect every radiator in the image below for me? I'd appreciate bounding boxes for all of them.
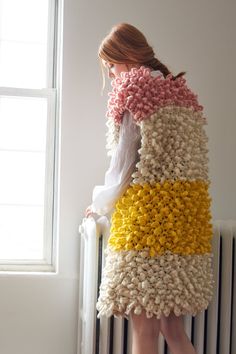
[77,218,236,354]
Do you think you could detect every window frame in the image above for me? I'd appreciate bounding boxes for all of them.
[0,0,61,272]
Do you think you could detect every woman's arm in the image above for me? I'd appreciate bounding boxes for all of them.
[89,111,141,216]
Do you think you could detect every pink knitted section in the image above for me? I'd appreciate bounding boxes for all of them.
[106,66,203,124]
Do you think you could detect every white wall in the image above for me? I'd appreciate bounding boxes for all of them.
[0,1,235,354]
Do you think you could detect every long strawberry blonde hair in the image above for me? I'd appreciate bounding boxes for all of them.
[98,23,186,91]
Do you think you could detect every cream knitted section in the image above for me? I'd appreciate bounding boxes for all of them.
[131,106,209,185]
[96,247,214,319]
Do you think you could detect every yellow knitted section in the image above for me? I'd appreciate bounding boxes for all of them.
[109,180,213,257]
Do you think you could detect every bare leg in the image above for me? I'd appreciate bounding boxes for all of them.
[130,310,161,354]
[160,312,197,354]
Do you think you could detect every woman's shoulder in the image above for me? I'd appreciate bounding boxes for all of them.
[106,66,164,123]
[106,66,204,124]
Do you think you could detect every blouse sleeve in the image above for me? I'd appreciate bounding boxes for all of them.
[91,111,141,216]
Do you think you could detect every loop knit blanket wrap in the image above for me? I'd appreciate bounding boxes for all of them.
[96,66,214,319]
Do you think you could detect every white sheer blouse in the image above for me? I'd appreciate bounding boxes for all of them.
[91,111,141,216]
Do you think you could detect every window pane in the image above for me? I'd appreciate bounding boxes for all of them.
[0,96,48,260]
[0,0,49,88]
[0,151,46,205]
[0,41,47,89]
[0,205,44,259]
[0,96,47,150]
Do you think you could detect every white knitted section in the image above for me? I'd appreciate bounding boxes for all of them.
[105,118,120,156]
[96,247,214,319]
[131,106,209,185]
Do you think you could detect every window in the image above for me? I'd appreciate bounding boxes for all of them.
[0,0,61,271]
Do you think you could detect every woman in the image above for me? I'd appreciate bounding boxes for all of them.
[86,23,214,354]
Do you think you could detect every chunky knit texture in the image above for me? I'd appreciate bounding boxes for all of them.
[97,66,214,319]
[109,181,212,257]
[106,66,204,124]
[97,248,214,319]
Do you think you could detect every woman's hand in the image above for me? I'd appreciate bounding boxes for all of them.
[85,205,95,218]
